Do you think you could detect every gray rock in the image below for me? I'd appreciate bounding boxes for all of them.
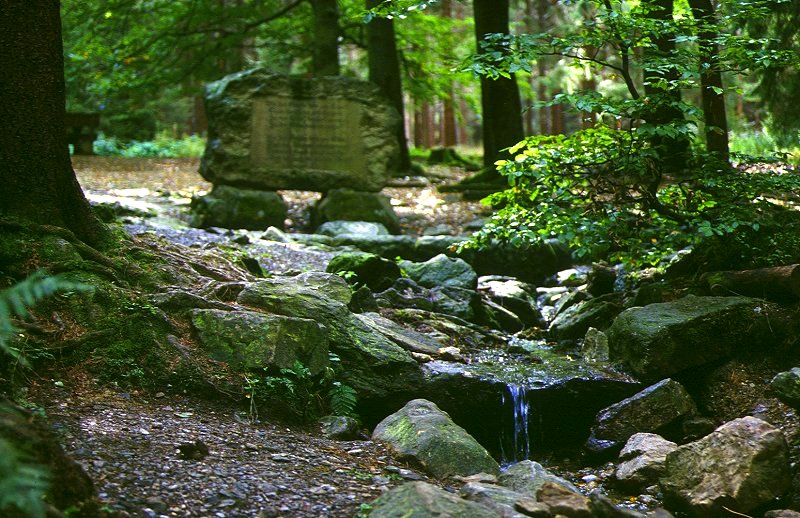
[319,415,361,440]
[313,189,401,234]
[355,312,442,356]
[478,277,544,328]
[189,309,328,374]
[369,481,497,517]
[375,277,435,312]
[459,482,528,517]
[608,295,768,381]
[293,234,570,284]
[582,327,610,362]
[372,399,500,479]
[189,185,287,230]
[400,254,478,290]
[325,251,401,292]
[549,293,623,340]
[771,367,800,408]
[587,379,696,454]
[200,70,400,192]
[149,289,233,311]
[478,297,525,333]
[660,416,791,516]
[615,433,678,490]
[430,285,477,321]
[317,220,390,237]
[498,460,579,498]
[764,511,800,518]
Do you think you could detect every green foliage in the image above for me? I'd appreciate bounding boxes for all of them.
[246,353,357,423]
[470,125,800,268]
[0,435,49,518]
[92,132,205,158]
[730,129,800,163]
[0,272,92,368]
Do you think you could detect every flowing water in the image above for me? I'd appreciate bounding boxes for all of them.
[501,384,531,464]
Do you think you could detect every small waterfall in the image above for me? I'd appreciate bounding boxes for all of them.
[501,384,531,463]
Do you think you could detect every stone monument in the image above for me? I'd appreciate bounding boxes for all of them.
[199,69,401,193]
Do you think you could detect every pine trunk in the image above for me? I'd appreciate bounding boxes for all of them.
[0,0,107,246]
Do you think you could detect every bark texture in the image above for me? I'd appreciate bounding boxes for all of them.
[473,0,524,169]
[366,0,411,172]
[0,0,106,246]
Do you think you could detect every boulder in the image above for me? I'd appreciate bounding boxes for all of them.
[608,295,769,381]
[587,379,696,454]
[369,481,497,517]
[536,482,592,518]
[319,415,361,440]
[459,482,528,517]
[372,399,500,479]
[190,309,329,374]
[771,367,800,408]
[189,185,287,230]
[420,349,640,455]
[200,70,400,192]
[355,312,442,356]
[582,327,610,362]
[292,234,570,284]
[312,189,401,233]
[237,273,424,420]
[374,277,434,312]
[497,460,579,497]
[660,416,791,516]
[615,433,678,490]
[478,277,544,329]
[430,285,477,321]
[325,251,401,292]
[549,293,623,340]
[400,254,478,291]
[317,220,390,237]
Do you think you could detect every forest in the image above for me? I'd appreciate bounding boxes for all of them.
[2,0,800,517]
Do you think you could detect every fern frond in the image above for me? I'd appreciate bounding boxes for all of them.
[328,382,358,417]
[0,436,49,518]
[0,271,92,358]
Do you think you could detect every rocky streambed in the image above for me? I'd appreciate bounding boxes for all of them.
[4,162,800,517]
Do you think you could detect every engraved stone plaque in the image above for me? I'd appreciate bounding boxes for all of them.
[250,97,366,175]
[199,70,400,192]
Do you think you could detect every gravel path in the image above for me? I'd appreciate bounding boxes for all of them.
[41,386,427,517]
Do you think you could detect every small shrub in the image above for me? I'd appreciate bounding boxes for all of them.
[92,131,205,158]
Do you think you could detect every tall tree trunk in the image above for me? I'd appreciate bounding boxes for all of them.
[311,0,340,76]
[688,0,729,160]
[0,0,107,246]
[642,0,689,168]
[440,0,458,148]
[366,0,411,172]
[473,0,524,170]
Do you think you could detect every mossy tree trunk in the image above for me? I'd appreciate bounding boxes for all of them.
[0,0,108,247]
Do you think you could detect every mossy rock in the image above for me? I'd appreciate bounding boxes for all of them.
[312,189,401,234]
[190,309,329,374]
[608,295,771,382]
[325,251,401,292]
[237,275,424,420]
[372,399,499,479]
[370,481,496,517]
[189,185,287,230]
